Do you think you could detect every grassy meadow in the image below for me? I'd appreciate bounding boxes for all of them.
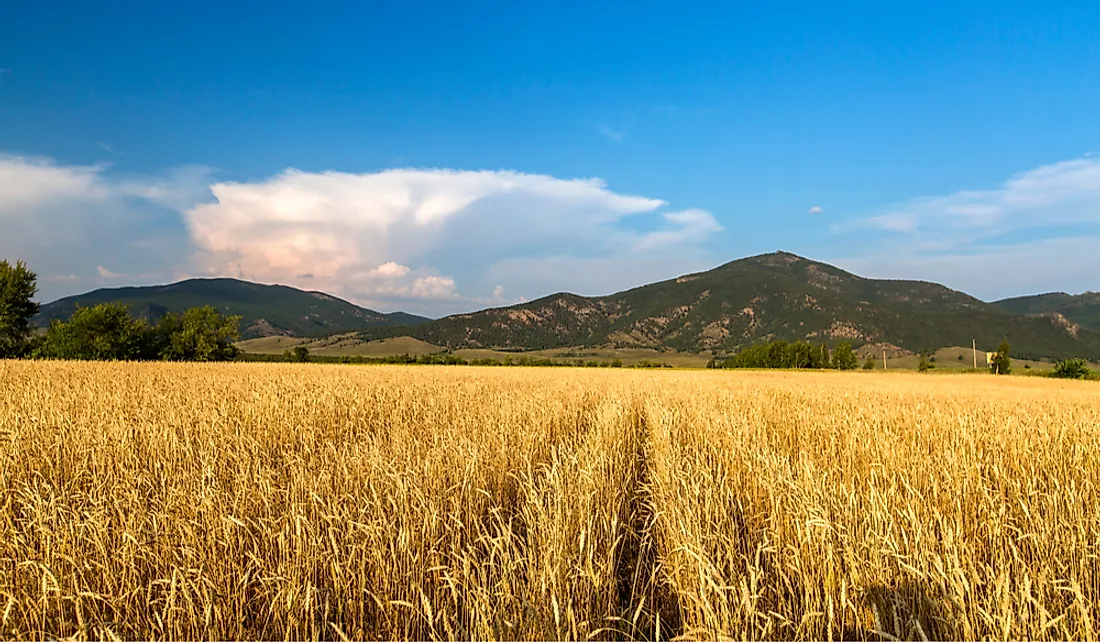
[2,362,1099,640]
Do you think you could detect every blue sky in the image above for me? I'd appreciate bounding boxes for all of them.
[2,0,1099,315]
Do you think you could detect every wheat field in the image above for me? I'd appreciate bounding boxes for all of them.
[1,361,1099,640]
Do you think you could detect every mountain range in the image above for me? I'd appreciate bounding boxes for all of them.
[35,252,1100,360]
[34,278,428,339]
[358,252,1100,361]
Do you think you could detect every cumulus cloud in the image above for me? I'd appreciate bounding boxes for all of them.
[181,167,718,311]
[807,205,823,214]
[1,155,722,314]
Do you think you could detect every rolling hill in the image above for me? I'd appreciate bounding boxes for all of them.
[35,278,429,339]
[359,251,1100,361]
[993,292,1100,332]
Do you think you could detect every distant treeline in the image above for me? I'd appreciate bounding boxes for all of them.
[239,350,677,369]
[709,340,861,370]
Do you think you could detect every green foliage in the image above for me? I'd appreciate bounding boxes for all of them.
[1052,358,1091,379]
[862,357,875,370]
[37,303,240,362]
[918,357,933,372]
[832,342,858,370]
[990,339,1012,375]
[292,346,311,362]
[159,307,242,362]
[719,340,833,369]
[0,260,40,358]
[39,303,152,360]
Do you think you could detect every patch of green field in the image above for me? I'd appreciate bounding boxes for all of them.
[236,336,308,353]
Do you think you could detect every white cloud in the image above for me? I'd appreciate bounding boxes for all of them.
[0,155,724,314]
[807,205,823,214]
[632,209,723,252]
[856,157,1100,238]
[182,167,716,312]
[831,156,1100,300]
[368,261,410,278]
[0,155,204,301]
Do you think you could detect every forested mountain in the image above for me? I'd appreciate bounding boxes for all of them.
[36,278,429,339]
[359,252,1100,360]
[994,292,1100,332]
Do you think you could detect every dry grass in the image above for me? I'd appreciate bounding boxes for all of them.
[1,362,1098,640]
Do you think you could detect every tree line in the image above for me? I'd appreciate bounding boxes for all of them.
[709,340,861,370]
[241,349,681,369]
[0,259,240,361]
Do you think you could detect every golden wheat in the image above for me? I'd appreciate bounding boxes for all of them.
[1,361,1098,640]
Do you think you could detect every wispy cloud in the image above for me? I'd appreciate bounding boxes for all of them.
[97,142,117,154]
[854,157,1100,242]
[807,205,823,214]
[598,124,625,142]
[832,156,1100,299]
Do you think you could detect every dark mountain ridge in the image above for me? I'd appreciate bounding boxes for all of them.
[994,291,1100,332]
[35,277,429,339]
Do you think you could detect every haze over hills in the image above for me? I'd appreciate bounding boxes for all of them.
[34,252,1100,360]
[34,278,429,339]
[994,292,1100,332]
[359,251,1100,361]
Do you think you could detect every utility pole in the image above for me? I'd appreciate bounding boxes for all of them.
[972,339,977,369]
[883,349,887,370]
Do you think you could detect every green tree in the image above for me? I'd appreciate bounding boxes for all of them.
[292,345,310,362]
[918,357,933,372]
[0,260,40,358]
[39,303,152,360]
[832,341,858,370]
[159,306,241,361]
[862,357,875,370]
[990,339,1012,375]
[1052,358,1090,379]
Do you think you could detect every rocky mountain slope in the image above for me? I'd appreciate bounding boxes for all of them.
[360,252,1100,360]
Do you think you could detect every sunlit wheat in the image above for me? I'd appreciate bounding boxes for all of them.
[1,362,1097,640]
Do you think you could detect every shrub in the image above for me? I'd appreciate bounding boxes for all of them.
[1052,358,1091,380]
